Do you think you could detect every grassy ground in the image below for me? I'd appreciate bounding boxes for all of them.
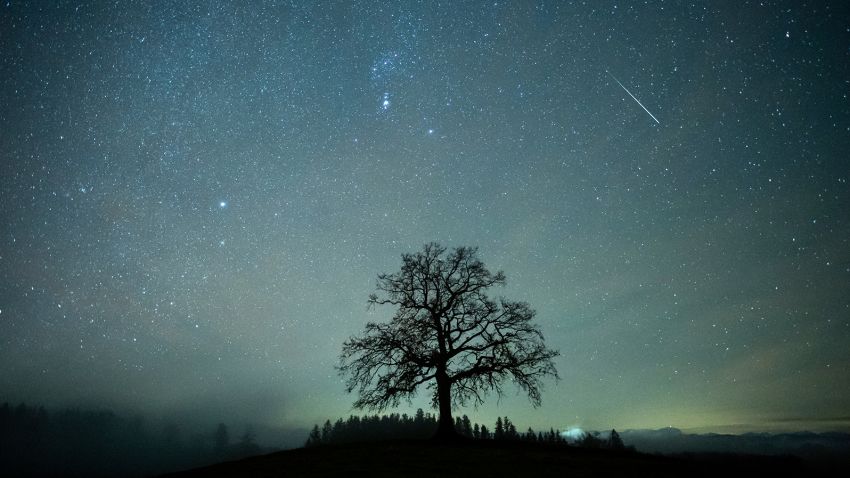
[162,439,827,478]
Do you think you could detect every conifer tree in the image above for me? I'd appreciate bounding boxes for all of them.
[321,420,332,443]
[609,429,625,450]
[461,415,472,437]
[305,424,321,447]
[213,423,229,456]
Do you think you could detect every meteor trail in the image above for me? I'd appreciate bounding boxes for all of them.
[607,71,660,124]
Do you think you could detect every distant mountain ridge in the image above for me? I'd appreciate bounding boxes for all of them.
[618,428,850,460]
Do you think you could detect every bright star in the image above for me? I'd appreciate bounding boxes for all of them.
[219,201,227,208]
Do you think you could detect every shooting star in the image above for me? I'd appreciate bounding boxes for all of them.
[607,70,660,125]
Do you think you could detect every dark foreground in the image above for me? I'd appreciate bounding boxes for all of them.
[163,440,838,478]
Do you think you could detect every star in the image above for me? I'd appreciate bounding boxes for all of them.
[1,2,846,458]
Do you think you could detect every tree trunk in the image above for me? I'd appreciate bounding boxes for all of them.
[433,369,457,440]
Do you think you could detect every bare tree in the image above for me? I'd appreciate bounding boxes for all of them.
[339,243,559,439]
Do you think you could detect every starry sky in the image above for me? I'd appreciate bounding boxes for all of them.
[1,1,849,436]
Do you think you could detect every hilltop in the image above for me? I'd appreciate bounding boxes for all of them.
[163,439,824,478]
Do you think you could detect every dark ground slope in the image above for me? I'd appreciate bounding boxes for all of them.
[162,440,826,478]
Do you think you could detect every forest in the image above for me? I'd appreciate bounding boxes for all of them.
[0,402,261,477]
[304,409,626,450]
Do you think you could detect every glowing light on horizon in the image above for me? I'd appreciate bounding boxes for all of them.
[562,427,585,441]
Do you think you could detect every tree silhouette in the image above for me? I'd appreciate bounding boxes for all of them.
[579,431,603,449]
[609,429,625,450]
[339,243,560,439]
[321,419,333,443]
[305,425,321,447]
[503,417,518,440]
[237,426,260,457]
[213,423,229,456]
[461,415,473,437]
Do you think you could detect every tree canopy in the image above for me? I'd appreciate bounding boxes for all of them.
[338,243,559,438]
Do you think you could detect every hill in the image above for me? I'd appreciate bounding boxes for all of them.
[620,428,850,459]
[162,439,826,478]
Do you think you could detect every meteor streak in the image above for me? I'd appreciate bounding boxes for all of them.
[607,71,660,124]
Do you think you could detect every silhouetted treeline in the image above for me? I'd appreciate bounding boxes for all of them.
[305,408,438,445]
[305,409,628,450]
[576,428,627,450]
[0,402,263,477]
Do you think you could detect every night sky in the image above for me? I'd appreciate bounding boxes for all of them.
[1,1,848,436]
